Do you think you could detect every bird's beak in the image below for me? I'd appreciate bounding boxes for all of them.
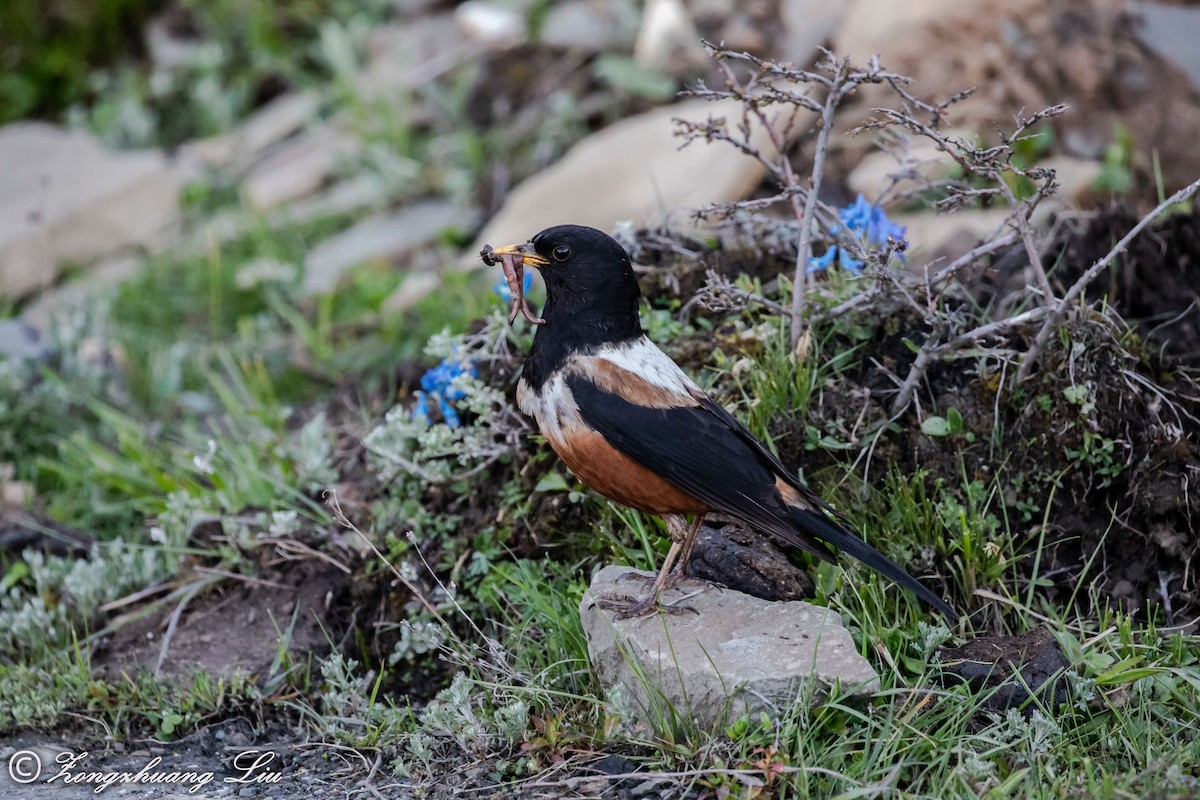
[490,242,549,268]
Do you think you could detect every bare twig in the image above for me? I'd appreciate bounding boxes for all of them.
[678,43,915,347]
[1017,176,1200,381]
[927,231,1018,288]
[691,270,794,317]
[790,56,848,346]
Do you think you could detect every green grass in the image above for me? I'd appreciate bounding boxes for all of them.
[6,237,1198,797]
[3,21,1198,797]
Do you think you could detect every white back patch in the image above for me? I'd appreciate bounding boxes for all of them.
[593,337,699,394]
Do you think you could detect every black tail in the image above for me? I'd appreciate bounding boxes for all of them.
[790,508,959,620]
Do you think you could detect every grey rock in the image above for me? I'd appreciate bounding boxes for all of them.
[634,0,706,73]
[273,175,392,224]
[0,123,184,300]
[1134,1,1200,89]
[182,91,320,170]
[719,12,769,54]
[468,97,811,266]
[541,0,637,51]
[456,1,526,45]
[892,208,1009,270]
[581,565,879,730]
[146,14,202,71]
[20,253,141,334]
[847,134,964,201]
[240,126,362,210]
[0,318,53,362]
[303,201,474,297]
[362,14,465,97]
[780,0,850,66]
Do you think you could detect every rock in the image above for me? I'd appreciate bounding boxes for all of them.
[20,253,142,334]
[274,174,392,225]
[394,0,446,16]
[846,134,964,201]
[936,627,1070,712]
[146,12,202,71]
[780,0,850,66]
[181,91,320,170]
[634,0,707,73]
[2,478,33,509]
[1134,1,1200,89]
[0,319,53,362]
[581,565,879,730]
[235,258,298,290]
[1036,154,1103,207]
[893,209,1010,270]
[240,126,362,210]
[303,201,473,297]
[469,97,811,265]
[718,12,769,55]
[456,1,526,46]
[363,14,464,96]
[382,271,443,313]
[832,0,1200,193]
[685,524,815,601]
[0,123,184,300]
[541,0,637,51]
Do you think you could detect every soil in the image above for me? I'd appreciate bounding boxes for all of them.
[94,557,354,682]
[1047,204,1200,364]
[633,207,1200,624]
[10,204,1195,796]
[8,3,1200,792]
[937,627,1071,712]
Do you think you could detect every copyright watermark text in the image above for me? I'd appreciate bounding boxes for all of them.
[6,748,284,794]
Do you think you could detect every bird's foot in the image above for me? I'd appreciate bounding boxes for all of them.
[615,568,702,593]
[593,592,698,620]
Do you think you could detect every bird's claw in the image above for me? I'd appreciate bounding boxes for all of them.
[615,568,703,593]
[594,592,699,619]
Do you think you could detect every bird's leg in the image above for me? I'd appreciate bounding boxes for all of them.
[666,514,706,585]
[597,516,703,619]
[612,515,690,590]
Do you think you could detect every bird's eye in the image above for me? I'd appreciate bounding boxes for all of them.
[552,245,571,262]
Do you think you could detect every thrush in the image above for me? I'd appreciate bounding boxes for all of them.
[484,224,957,620]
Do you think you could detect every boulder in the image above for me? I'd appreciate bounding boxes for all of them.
[302,201,475,297]
[469,97,810,262]
[581,565,879,731]
[240,125,362,210]
[833,0,1200,193]
[182,91,320,170]
[541,0,637,51]
[0,123,184,300]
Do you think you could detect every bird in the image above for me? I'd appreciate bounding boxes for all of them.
[486,224,958,620]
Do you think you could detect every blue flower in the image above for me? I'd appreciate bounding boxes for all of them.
[492,271,534,301]
[839,193,907,253]
[414,355,476,428]
[807,246,837,273]
[807,246,863,275]
[413,391,431,423]
[837,194,876,235]
[811,195,906,274]
[838,247,864,273]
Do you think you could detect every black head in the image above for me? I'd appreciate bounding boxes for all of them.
[504,225,644,387]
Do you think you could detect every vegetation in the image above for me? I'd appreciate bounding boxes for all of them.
[2,8,1199,800]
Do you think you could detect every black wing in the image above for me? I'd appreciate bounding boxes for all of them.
[567,372,836,558]
[566,373,958,618]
